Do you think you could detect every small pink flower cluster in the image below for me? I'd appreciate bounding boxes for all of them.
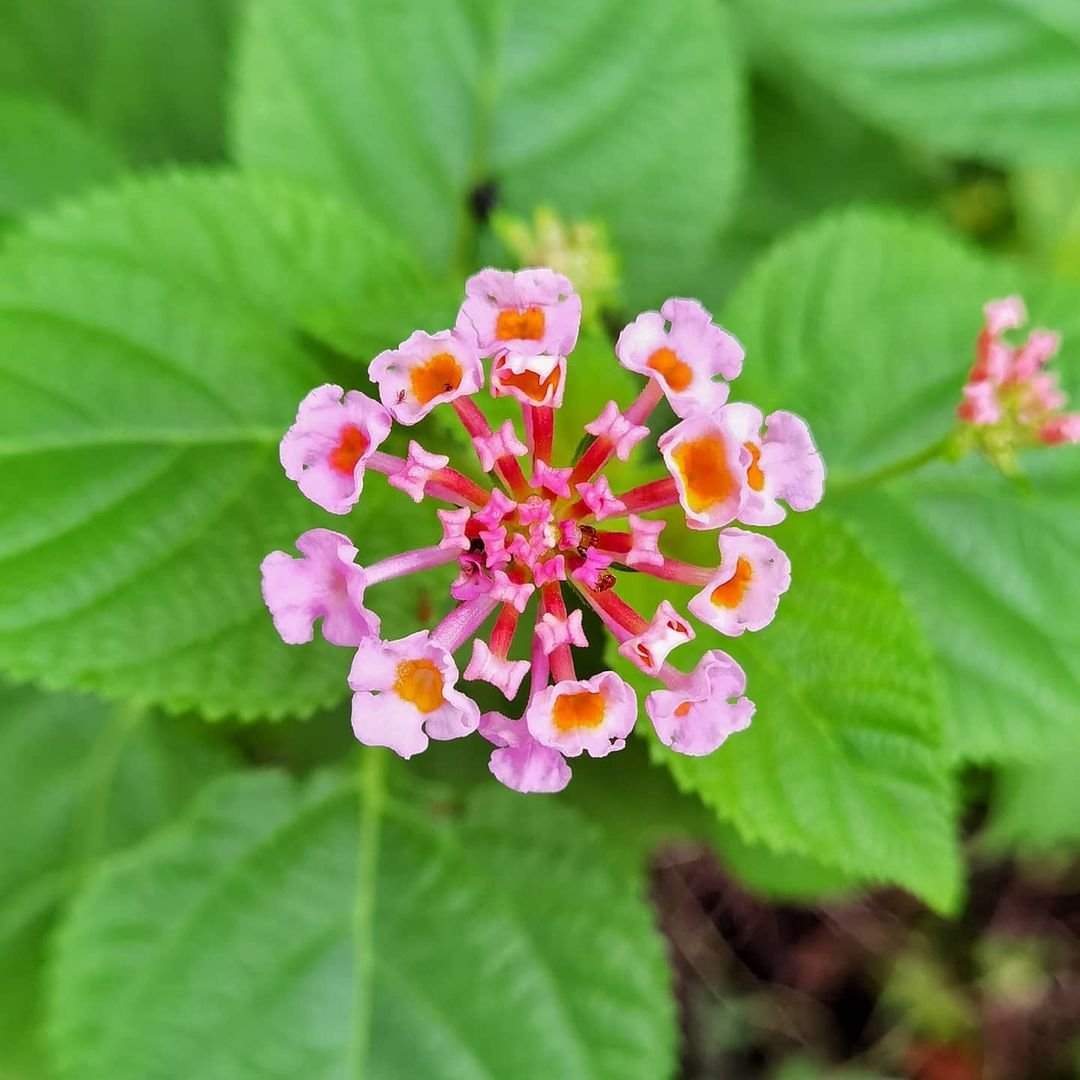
[957,296,1080,447]
[261,269,824,793]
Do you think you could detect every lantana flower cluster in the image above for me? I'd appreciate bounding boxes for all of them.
[957,296,1080,453]
[261,269,824,793]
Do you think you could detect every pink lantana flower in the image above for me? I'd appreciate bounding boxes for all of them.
[260,268,824,792]
[349,630,482,759]
[957,296,1080,453]
[719,404,825,526]
[369,328,483,425]
[646,651,754,756]
[457,267,581,357]
[688,528,791,636]
[261,528,379,645]
[279,384,392,514]
[616,297,744,419]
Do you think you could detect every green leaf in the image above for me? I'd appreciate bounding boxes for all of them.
[0,680,235,1079]
[984,747,1080,854]
[738,0,1080,165]
[48,769,675,1079]
[0,171,456,719]
[85,0,242,163]
[612,512,961,914]
[232,0,745,304]
[0,0,94,114]
[723,209,1080,761]
[0,96,122,228]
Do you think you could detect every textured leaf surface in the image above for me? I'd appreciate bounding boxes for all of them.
[0,172,454,718]
[723,210,1080,761]
[232,0,744,303]
[739,0,1080,164]
[0,681,235,1079]
[0,96,122,226]
[613,513,961,913]
[49,770,675,1079]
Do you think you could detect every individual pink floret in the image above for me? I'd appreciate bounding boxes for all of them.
[368,328,483,425]
[536,609,588,653]
[647,651,754,756]
[531,461,573,497]
[473,488,517,529]
[575,477,626,521]
[584,401,650,461]
[437,507,472,552]
[465,639,530,700]
[1040,414,1080,445]
[387,441,450,503]
[616,298,743,419]
[457,267,582,357]
[479,712,571,794]
[626,514,666,568]
[688,528,791,636]
[533,555,567,585]
[526,671,637,759]
[617,601,695,676]
[720,403,825,527]
[279,384,392,515]
[473,420,528,472]
[349,631,480,758]
[490,570,535,613]
[491,350,567,408]
[260,528,379,646]
[658,414,751,530]
[572,548,615,590]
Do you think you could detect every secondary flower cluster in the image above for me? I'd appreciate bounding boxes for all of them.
[957,296,1080,449]
[261,269,824,792]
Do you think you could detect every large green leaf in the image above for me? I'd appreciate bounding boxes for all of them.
[0,172,455,719]
[0,96,122,228]
[613,513,961,914]
[738,0,1080,165]
[0,681,235,1079]
[722,209,1080,761]
[232,0,745,304]
[48,769,675,1079]
[0,0,241,164]
[86,0,242,163]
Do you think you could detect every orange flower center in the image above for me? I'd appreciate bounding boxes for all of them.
[393,658,445,714]
[647,346,693,392]
[410,351,463,405]
[671,435,736,512]
[745,442,765,491]
[498,363,562,404]
[329,424,370,475]
[673,700,694,719]
[711,557,753,608]
[496,307,545,341]
[552,690,606,732]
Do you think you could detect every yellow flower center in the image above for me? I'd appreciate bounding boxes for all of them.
[410,352,463,405]
[552,690,606,732]
[672,435,737,513]
[647,346,693,392]
[711,557,753,608]
[328,424,369,475]
[745,442,765,491]
[393,658,445,714]
[496,307,546,341]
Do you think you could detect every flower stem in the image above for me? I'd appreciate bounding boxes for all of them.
[349,746,386,1080]
[829,434,956,497]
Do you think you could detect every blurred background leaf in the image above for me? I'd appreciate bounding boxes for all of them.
[231,0,745,305]
[0,680,236,1079]
[49,769,675,1079]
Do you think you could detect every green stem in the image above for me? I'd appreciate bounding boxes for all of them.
[348,747,387,1079]
[829,433,956,497]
